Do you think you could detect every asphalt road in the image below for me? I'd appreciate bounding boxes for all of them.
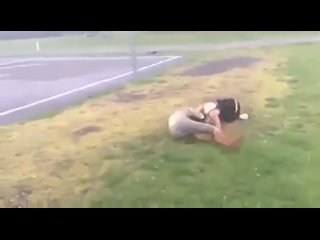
[0,56,182,125]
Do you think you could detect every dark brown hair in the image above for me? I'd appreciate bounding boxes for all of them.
[215,98,241,123]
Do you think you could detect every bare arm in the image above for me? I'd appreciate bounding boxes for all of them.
[186,108,205,121]
[196,105,204,113]
[207,111,222,130]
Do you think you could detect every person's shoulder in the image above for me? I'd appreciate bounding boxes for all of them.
[203,102,218,115]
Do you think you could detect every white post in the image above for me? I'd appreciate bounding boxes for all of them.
[36,40,40,52]
[130,31,137,73]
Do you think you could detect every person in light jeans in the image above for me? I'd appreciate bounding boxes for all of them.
[168,97,248,143]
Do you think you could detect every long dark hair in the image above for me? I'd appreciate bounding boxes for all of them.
[215,98,241,123]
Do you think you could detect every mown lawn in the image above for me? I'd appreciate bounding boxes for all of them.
[88,44,320,208]
[1,43,320,207]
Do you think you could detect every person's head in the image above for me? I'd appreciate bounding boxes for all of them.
[216,98,241,123]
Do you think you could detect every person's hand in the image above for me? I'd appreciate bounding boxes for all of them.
[198,112,205,120]
[187,108,205,121]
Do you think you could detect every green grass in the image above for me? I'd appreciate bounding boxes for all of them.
[0,31,319,56]
[86,44,320,208]
[135,31,320,45]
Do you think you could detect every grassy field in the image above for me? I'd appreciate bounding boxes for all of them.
[0,31,320,56]
[1,43,320,207]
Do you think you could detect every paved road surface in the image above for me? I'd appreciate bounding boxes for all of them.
[0,56,182,125]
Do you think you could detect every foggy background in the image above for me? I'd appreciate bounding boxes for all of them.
[0,31,98,40]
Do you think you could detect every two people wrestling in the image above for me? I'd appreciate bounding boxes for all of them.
[168,97,249,148]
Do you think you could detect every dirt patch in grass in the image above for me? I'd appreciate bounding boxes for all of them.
[114,91,146,103]
[73,126,103,138]
[181,57,261,77]
[113,87,186,103]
